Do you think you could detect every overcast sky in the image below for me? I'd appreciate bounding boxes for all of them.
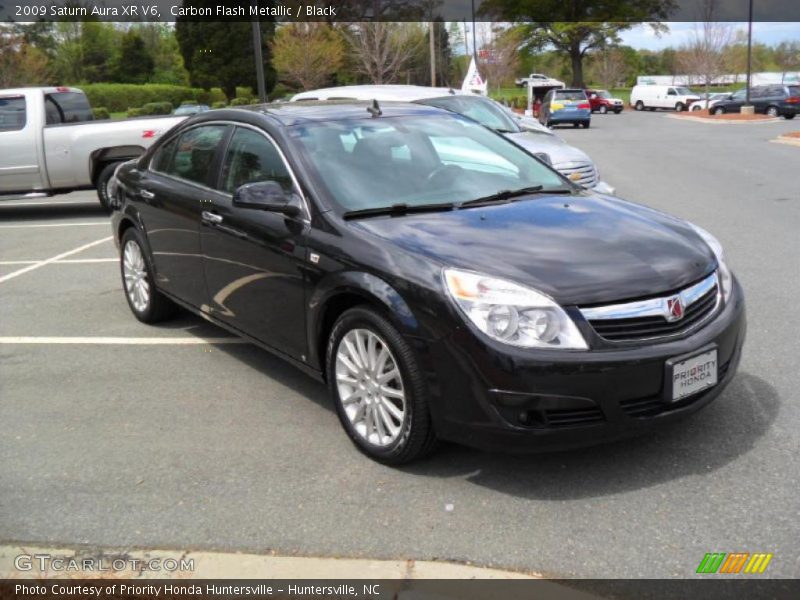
[619,22,799,49]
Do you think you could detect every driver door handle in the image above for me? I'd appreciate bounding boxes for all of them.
[140,189,155,200]
[202,211,223,225]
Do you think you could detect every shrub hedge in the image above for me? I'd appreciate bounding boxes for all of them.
[141,101,174,115]
[212,101,227,109]
[91,107,110,120]
[76,84,227,113]
[229,97,251,107]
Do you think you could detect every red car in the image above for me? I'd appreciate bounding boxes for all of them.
[585,89,624,114]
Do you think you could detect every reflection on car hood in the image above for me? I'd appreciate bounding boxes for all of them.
[504,132,592,167]
[352,195,715,305]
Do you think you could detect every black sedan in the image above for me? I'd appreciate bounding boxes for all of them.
[111,102,746,464]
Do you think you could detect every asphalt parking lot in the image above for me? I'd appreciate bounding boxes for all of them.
[1,110,799,579]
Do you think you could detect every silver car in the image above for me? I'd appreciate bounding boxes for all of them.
[291,85,614,194]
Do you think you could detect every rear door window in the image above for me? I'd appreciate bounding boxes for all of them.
[0,96,26,131]
[160,125,228,187]
[44,92,93,123]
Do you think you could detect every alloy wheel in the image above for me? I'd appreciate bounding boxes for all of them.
[123,240,150,313]
[766,107,778,117]
[335,328,406,447]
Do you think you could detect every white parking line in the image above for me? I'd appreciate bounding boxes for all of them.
[0,236,113,284]
[0,222,109,229]
[0,259,116,265]
[0,200,96,207]
[0,336,248,345]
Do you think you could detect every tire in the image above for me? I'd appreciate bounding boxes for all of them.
[96,161,122,212]
[785,114,796,120]
[675,102,684,112]
[582,121,590,128]
[614,108,622,114]
[573,122,580,128]
[635,101,644,111]
[326,306,437,465]
[712,106,725,115]
[691,104,702,111]
[766,106,779,117]
[120,228,177,324]
[599,105,607,114]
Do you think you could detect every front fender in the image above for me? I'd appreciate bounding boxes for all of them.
[306,271,423,371]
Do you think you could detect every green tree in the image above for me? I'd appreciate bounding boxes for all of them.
[175,5,275,100]
[80,21,119,82]
[113,30,154,84]
[137,24,189,85]
[773,41,800,83]
[271,23,344,91]
[479,0,675,87]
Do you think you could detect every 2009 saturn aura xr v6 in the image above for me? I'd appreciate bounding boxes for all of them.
[110,101,746,464]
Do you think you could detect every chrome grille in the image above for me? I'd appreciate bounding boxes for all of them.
[579,272,720,342]
[553,161,598,188]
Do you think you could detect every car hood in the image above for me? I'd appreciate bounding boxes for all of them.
[504,132,592,167]
[351,195,715,306]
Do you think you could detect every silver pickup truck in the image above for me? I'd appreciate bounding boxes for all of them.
[0,86,185,209]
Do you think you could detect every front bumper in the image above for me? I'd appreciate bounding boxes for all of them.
[424,278,746,452]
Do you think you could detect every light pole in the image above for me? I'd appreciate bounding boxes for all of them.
[744,0,754,109]
[251,0,267,103]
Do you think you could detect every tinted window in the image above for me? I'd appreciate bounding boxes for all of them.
[0,96,26,131]
[44,92,93,123]
[162,125,227,186]
[555,90,587,101]
[221,127,294,194]
[151,137,178,173]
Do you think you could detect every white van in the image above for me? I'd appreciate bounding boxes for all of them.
[630,85,701,112]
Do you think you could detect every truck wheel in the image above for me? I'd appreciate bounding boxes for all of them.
[96,161,122,212]
[635,101,644,111]
[599,105,608,114]
[675,102,685,112]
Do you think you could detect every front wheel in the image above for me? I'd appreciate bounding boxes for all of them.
[96,161,122,212]
[785,114,796,120]
[326,306,437,465]
[120,228,177,323]
[712,106,725,115]
[614,108,622,114]
[675,102,685,112]
[635,101,644,111]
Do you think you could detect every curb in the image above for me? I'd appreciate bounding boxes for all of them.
[770,137,800,147]
[665,114,782,125]
[0,544,540,580]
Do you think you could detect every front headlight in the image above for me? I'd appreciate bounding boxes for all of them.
[443,269,588,350]
[689,223,733,302]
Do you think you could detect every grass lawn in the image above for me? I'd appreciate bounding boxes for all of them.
[110,111,127,120]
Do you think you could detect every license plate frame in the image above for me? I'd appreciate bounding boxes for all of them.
[665,345,718,402]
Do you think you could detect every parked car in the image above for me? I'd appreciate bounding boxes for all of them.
[539,88,592,128]
[174,103,211,116]
[630,85,701,112]
[0,86,185,209]
[111,102,745,464]
[710,85,799,119]
[292,85,613,192]
[515,73,565,89]
[585,89,624,114]
[690,92,732,111]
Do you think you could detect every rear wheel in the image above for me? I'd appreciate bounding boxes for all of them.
[96,161,122,212]
[635,100,644,111]
[712,106,725,115]
[599,105,608,114]
[326,306,437,465]
[120,228,177,324]
[766,106,779,117]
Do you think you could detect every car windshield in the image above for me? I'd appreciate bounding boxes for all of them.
[596,90,612,99]
[289,114,567,212]
[555,90,586,101]
[419,96,521,133]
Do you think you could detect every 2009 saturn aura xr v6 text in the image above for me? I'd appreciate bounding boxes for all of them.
[110,101,746,464]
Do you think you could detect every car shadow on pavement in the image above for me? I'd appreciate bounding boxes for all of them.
[403,372,779,500]
[0,203,109,220]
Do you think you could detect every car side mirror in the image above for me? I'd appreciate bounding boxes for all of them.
[233,181,302,218]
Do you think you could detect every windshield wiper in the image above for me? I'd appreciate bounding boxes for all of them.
[343,202,455,220]
[460,185,573,208]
